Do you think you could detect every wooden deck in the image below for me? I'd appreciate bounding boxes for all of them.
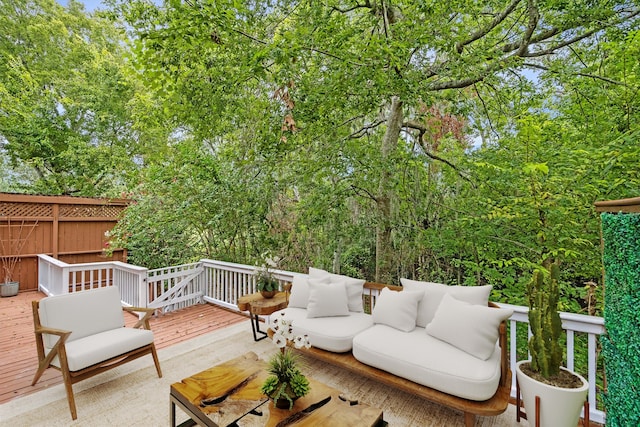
[0,291,247,404]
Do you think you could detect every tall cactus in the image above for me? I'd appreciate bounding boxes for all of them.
[527,262,563,378]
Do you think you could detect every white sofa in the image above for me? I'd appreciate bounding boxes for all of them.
[32,286,163,420]
[272,269,513,426]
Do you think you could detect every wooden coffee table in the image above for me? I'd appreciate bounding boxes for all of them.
[170,352,384,427]
[237,292,289,341]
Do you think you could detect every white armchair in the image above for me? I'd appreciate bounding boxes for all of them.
[31,286,162,420]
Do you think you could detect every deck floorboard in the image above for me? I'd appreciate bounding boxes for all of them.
[0,290,247,404]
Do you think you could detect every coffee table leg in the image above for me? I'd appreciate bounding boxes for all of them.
[170,393,198,427]
[251,313,269,341]
[170,398,176,427]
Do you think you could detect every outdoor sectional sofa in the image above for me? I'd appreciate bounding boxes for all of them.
[273,268,513,427]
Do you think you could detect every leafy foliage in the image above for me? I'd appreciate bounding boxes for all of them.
[600,213,640,426]
[0,0,150,196]
[261,349,310,409]
[2,1,640,318]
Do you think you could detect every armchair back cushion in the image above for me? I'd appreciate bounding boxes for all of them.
[38,286,125,349]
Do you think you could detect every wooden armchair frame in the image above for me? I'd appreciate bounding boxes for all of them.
[31,301,163,420]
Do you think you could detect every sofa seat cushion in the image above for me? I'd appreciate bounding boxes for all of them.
[352,324,501,401]
[47,327,155,372]
[273,307,373,352]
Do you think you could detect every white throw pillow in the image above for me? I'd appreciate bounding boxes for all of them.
[331,276,365,312]
[400,278,492,327]
[371,287,424,332]
[426,294,513,360]
[288,275,330,308]
[308,267,330,278]
[308,267,365,312]
[306,281,350,318]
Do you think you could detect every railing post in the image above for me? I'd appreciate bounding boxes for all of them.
[62,265,70,294]
[588,333,597,413]
[139,272,148,309]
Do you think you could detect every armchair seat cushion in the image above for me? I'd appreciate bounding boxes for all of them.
[48,328,155,372]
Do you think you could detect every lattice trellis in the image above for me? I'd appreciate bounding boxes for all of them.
[0,202,126,219]
[59,204,125,218]
[0,202,52,218]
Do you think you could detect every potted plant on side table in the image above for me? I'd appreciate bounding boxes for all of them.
[255,256,280,299]
[516,261,589,427]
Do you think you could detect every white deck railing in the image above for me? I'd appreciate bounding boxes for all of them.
[198,259,303,310]
[36,255,606,423]
[37,254,147,306]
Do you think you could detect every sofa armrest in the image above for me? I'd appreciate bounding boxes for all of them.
[123,306,154,330]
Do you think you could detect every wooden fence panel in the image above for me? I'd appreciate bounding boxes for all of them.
[0,193,129,292]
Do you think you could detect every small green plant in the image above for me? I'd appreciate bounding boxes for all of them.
[261,350,310,409]
[527,261,563,379]
[256,270,278,292]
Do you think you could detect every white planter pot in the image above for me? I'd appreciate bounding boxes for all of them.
[516,360,588,427]
[0,281,19,297]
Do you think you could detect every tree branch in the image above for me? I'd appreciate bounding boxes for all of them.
[428,7,640,91]
[231,28,365,67]
[473,83,499,140]
[426,60,503,90]
[350,184,378,203]
[501,9,640,56]
[231,28,267,45]
[348,119,386,139]
[516,0,539,56]
[331,1,371,14]
[456,0,523,53]
[403,120,474,185]
[523,63,628,86]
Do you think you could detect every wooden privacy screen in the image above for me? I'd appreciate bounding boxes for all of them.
[0,193,130,292]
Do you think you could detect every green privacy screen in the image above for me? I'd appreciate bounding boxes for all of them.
[600,213,640,426]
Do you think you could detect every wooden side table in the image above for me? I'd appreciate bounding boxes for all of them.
[237,292,289,341]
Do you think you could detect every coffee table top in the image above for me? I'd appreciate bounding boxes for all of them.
[170,352,383,427]
[237,292,289,315]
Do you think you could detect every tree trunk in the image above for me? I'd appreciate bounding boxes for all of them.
[375,96,403,283]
